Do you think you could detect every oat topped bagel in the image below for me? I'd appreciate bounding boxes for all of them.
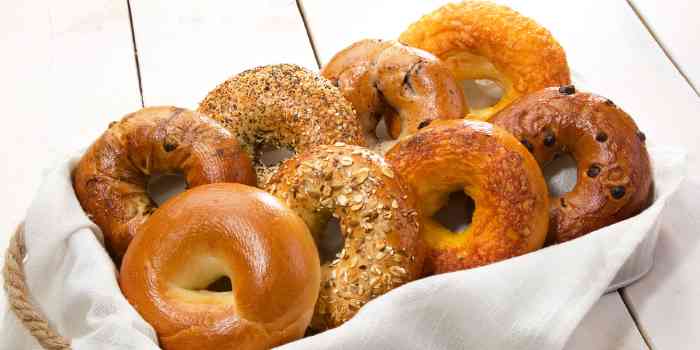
[400,1,571,120]
[199,64,366,184]
[265,143,424,330]
[322,39,466,152]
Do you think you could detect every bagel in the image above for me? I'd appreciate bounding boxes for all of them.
[73,106,255,262]
[119,183,320,350]
[385,119,549,273]
[492,86,653,243]
[265,143,424,330]
[399,1,571,120]
[199,64,366,184]
[321,39,466,152]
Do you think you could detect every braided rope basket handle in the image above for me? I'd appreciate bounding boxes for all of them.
[3,223,71,350]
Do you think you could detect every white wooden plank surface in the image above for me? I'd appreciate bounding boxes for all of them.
[0,0,141,338]
[300,0,700,348]
[622,176,700,349]
[565,293,648,350]
[628,0,700,95]
[0,1,141,256]
[129,0,318,109]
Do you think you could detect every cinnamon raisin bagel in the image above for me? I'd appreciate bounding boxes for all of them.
[198,64,366,184]
[73,107,255,262]
[120,183,320,350]
[321,39,466,152]
[265,143,424,330]
[491,86,653,243]
[385,119,549,273]
[400,1,571,120]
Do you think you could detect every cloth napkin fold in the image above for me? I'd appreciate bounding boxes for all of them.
[1,146,686,350]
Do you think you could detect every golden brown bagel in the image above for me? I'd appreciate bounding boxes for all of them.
[321,39,466,151]
[400,1,571,120]
[491,86,653,243]
[386,119,549,273]
[265,143,424,330]
[73,107,255,262]
[119,183,320,350]
[198,64,366,184]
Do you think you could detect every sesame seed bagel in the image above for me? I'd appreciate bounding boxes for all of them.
[198,64,366,185]
[400,1,571,120]
[265,143,425,330]
[385,119,549,274]
[73,107,256,262]
[492,86,653,243]
[322,39,466,152]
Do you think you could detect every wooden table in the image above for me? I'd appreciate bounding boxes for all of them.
[1,1,697,348]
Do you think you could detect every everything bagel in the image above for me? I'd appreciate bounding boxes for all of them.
[199,64,366,184]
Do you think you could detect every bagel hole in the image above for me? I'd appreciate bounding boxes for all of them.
[257,144,294,167]
[543,153,577,197]
[203,276,233,292]
[318,217,345,264]
[148,173,187,205]
[462,79,503,109]
[433,191,475,233]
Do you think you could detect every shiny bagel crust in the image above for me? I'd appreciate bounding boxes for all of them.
[322,39,465,151]
[119,184,320,350]
[265,143,424,330]
[399,1,571,120]
[73,106,255,262]
[198,64,366,184]
[492,87,653,243]
[386,119,549,273]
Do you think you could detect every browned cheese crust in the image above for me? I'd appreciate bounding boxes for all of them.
[198,64,366,184]
[321,39,466,151]
[73,106,256,262]
[265,143,424,330]
[120,184,320,350]
[399,1,570,120]
[492,86,653,243]
[386,119,549,273]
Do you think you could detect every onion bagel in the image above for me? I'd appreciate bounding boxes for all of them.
[73,106,255,262]
[400,1,571,120]
[492,86,653,243]
[119,183,320,350]
[386,119,549,273]
[199,64,366,184]
[265,143,424,330]
[322,39,466,152]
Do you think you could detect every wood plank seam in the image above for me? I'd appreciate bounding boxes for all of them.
[620,288,655,349]
[126,0,145,107]
[295,0,322,69]
[625,0,699,96]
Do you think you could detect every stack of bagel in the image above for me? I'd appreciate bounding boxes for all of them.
[71,1,653,349]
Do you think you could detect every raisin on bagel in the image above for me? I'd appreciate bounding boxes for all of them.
[73,106,255,262]
[492,86,653,243]
[322,39,466,152]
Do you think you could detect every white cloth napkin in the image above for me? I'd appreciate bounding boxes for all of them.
[1,146,686,350]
